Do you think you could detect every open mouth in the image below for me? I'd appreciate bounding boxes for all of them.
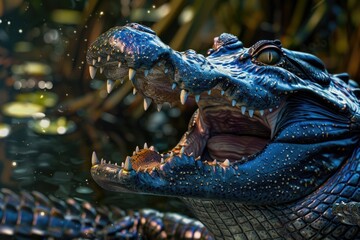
[86,24,358,204]
[87,55,279,170]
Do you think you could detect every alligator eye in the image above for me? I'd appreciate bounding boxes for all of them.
[255,48,281,65]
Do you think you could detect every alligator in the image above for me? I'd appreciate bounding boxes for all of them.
[86,23,360,239]
[1,23,359,239]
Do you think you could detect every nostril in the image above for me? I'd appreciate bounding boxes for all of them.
[126,23,156,35]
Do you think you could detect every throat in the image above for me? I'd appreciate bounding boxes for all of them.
[206,134,269,161]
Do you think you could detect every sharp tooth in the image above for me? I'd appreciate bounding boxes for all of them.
[259,110,264,116]
[222,159,230,167]
[100,67,104,74]
[120,44,125,53]
[107,55,110,61]
[107,79,115,93]
[212,159,217,165]
[97,56,101,62]
[180,146,185,155]
[232,99,237,106]
[89,66,97,79]
[92,59,96,65]
[114,162,117,166]
[157,104,162,112]
[124,156,132,171]
[269,108,273,112]
[208,90,212,95]
[164,68,168,73]
[241,106,246,115]
[91,151,99,165]
[221,90,225,95]
[144,98,152,111]
[133,88,137,95]
[144,143,148,149]
[121,162,124,167]
[100,158,104,164]
[248,109,254,117]
[118,62,121,68]
[195,95,200,103]
[149,146,155,151]
[144,70,149,77]
[171,83,177,90]
[129,68,136,81]
[180,89,189,105]
[161,158,164,163]
[135,146,139,152]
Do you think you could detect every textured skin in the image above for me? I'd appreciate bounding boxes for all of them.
[0,188,211,239]
[184,146,360,239]
[86,23,360,239]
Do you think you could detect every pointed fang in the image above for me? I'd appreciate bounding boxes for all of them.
[232,99,237,107]
[180,89,189,105]
[223,159,230,167]
[259,110,264,116]
[124,156,132,171]
[91,151,99,165]
[133,88,137,95]
[144,98,152,111]
[157,104,162,112]
[195,95,200,103]
[129,68,136,81]
[107,80,115,93]
[89,66,97,79]
[241,106,246,115]
[248,109,254,118]
[180,146,185,155]
[144,142,148,149]
[171,83,177,90]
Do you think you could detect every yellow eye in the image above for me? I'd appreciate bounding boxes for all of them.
[256,48,281,65]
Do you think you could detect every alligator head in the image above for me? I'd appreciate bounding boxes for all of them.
[87,23,360,205]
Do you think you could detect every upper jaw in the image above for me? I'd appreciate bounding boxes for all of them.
[86,24,284,113]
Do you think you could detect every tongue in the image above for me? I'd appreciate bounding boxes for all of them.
[206,134,269,161]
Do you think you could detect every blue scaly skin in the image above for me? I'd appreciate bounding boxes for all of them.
[87,23,360,239]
